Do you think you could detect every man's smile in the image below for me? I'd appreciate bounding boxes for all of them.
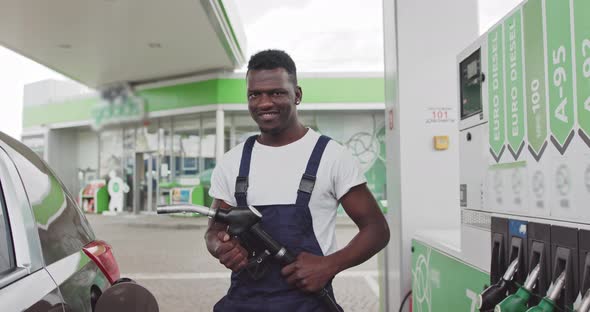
[258,111,280,121]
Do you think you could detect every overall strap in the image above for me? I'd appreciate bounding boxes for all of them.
[234,135,257,207]
[295,135,331,207]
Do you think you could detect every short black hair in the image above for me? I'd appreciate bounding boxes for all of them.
[247,49,298,85]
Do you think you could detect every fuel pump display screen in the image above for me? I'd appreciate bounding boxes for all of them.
[460,49,482,119]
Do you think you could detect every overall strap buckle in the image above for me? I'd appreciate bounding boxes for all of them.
[235,176,249,194]
[298,174,316,194]
[234,176,249,207]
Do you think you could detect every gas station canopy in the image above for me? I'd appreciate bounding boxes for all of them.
[0,0,246,88]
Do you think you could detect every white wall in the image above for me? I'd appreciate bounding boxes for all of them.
[23,79,92,107]
[47,128,99,195]
[77,130,99,171]
[383,0,479,310]
[47,128,79,194]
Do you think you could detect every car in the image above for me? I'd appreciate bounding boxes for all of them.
[0,131,131,311]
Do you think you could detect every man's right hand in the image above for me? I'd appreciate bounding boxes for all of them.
[213,231,248,272]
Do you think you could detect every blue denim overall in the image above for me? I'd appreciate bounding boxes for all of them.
[213,134,342,312]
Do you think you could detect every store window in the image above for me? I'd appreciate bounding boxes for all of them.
[173,115,202,182]
[122,127,136,210]
[169,113,219,184]
[201,113,218,171]
[158,119,174,184]
[135,125,158,153]
[122,127,136,173]
[201,131,217,171]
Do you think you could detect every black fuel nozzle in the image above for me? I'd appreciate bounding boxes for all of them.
[215,205,262,236]
[478,258,520,311]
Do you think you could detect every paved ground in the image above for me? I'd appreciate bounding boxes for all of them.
[87,213,382,312]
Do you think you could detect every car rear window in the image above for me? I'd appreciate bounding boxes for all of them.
[0,133,95,265]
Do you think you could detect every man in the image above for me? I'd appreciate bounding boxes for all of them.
[206,49,389,311]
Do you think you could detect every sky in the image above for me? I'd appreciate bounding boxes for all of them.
[234,0,384,72]
[0,0,522,140]
[0,47,65,139]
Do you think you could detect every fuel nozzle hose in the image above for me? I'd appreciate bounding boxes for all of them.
[524,271,566,312]
[494,263,542,312]
[478,258,520,311]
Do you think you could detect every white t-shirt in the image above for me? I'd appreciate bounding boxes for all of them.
[209,128,366,255]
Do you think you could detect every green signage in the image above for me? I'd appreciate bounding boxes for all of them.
[489,24,507,162]
[524,0,548,161]
[504,10,526,160]
[574,0,590,148]
[546,0,575,154]
[91,97,146,130]
[412,240,489,311]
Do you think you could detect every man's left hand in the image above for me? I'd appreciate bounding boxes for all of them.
[281,252,338,293]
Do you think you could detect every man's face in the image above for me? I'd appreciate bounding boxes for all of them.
[246,68,301,134]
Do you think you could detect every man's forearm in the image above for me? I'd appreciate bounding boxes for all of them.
[326,219,390,275]
[329,184,390,275]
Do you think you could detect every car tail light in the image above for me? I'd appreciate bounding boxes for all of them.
[83,240,121,285]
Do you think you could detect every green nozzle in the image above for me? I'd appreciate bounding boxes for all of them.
[523,298,555,312]
[494,287,532,312]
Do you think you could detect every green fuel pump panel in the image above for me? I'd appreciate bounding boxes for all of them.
[411,240,489,311]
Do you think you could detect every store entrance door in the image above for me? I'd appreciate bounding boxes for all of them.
[133,151,160,214]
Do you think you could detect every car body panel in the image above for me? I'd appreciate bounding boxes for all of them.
[46,250,110,312]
